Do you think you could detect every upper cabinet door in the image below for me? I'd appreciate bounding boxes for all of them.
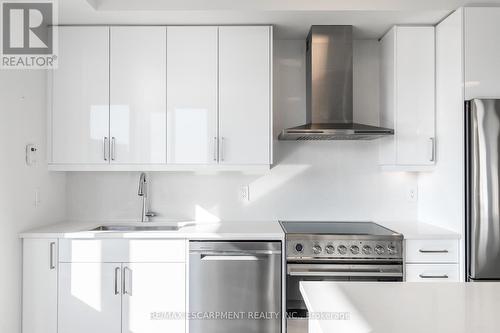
[395,27,435,165]
[379,26,435,168]
[110,27,167,164]
[167,26,218,164]
[218,26,272,165]
[464,8,500,100]
[51,27,109,164]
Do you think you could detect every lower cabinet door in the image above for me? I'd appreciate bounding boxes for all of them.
[58,263,122,333]
[122,263,186,333]
[22,239,58,333]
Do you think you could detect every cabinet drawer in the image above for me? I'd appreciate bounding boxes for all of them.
[405,239,459,263]
[59,239,186,263]
[406,264,459,282]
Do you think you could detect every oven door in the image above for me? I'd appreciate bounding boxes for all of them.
[286,262,403,329]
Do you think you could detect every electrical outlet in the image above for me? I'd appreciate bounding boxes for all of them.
[240,185,250,202]
[408,187,418,203]
[34,188,40,207]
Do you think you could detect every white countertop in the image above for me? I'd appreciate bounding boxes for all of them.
[19,221,285,240]
[19,220,459,241]
[300,281,499,333]
[377,221,460,239]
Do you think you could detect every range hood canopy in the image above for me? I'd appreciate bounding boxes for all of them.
[279,25,394,141]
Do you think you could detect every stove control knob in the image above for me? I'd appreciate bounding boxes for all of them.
[375,245,385,255]
[295,243,304,253]
[312,245,322,254]
[325,245,335,254]
[337,245,348,255]
[350,245,360,255]
[388,245,397,255]
[362,245,373,255]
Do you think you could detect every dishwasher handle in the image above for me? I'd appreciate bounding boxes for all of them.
[198,250,280,261]
[201,255,262,261]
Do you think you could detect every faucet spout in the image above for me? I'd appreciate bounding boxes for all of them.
[138,172,155,222]
[138,172,147,197]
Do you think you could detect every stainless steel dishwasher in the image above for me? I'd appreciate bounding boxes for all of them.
[189,241,281,333]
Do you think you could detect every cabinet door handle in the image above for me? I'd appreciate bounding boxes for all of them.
[419,274,449,279]
[429,137,435,162]
[114,267,120,295]
[419,249,449,253]
[122,266,132,295]
[220,137,225,162]
[49,242,56,270]
[111,137,116,161]
[103,137,109,161]
[213,137,218,162]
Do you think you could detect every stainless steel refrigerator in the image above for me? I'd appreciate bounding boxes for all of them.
[466,98,500,281]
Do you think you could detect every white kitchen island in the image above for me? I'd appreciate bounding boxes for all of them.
[300,281,500,333]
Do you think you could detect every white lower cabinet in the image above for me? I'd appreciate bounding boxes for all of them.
[406,264,460,282]
[23,239,186,333]
[59,262,186,333]
[405,239,460,282]
[22,239,58,333]
[122,263,185,333]
[58,263,122,333]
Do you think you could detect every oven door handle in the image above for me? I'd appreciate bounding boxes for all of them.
[287,264,403,278]
[288,271,403,277]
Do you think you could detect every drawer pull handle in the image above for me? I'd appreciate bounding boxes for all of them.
[419,274,449,279]
[419,249,449,253]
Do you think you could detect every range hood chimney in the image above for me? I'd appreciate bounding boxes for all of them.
[279,25,394,140]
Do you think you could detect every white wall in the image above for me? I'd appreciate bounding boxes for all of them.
[66,40,418,223]
[0,71,66,333]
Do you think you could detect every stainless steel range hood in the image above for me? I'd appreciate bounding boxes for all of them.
[279,26,394,141]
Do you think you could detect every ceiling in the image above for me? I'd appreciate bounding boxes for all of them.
[57,0,500,39]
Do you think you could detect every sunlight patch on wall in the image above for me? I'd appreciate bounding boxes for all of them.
[247,164,310,203]
[195,204,221,223]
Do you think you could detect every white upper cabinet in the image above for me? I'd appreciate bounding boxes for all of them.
[464,8,500,100]
[49,25,272,170]
[110,27,167,164]
[166,26,218,164]
[51,27,109,164]
[219,26,272,165]
[379,26,436,169]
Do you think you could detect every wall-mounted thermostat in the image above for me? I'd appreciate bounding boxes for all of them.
[25,144,38,167]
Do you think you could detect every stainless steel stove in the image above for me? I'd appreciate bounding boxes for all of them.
[280,221,404,333]
[281,221,403,261]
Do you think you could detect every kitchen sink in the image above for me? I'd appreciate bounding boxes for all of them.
[91,225,181,232]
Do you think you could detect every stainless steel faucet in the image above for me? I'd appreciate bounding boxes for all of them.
[138,172,156,222]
